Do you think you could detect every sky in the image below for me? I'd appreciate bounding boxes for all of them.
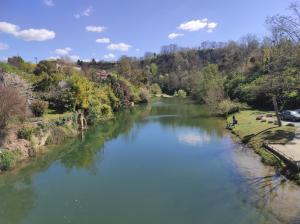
[0,0,291,62]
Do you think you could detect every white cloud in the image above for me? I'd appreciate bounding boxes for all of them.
[0,21,55,41]
[69,55,80,62]
[0,42,9,50]
[208,22,217,29]
[43,0,54,7]
[83,6,92,16]
[107,43,132,51]
[104,53,115,59]
[86,26,106,33]
[207,22,218,32]
[55,47,72,55]
[136,48,140,52]
[96,38,110,43]
[74,6,92,19]
[0,21,19,35]
[16,29,55,41]
[178,19,208,31]
[48,56,59,60]
[178,133,211,146]
[168,33,184,39]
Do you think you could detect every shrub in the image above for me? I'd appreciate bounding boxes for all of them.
[0,150,20,171]
[216,99,240,116]
[0,86,26,129]
[150,83,162,95]
[17,127,35,140]
[30,100,48,117]
[287,123,296,127]
[139,88,150,103]
[177,89,187,98]
[50,89,76,113]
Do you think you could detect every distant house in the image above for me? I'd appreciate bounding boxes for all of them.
[95,70,111,80]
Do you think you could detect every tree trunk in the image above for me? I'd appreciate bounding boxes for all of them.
[272,95,282,127]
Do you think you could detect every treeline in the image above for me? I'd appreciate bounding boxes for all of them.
[79,2,300,122]
[0,55,157,132]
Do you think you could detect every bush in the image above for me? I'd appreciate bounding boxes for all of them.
[139,88,150,103]
[177,89,187,98]
[50,89,76,113]
[30,100,48,117]
[0,86,26,129]
[0,150,20,171]
[150,83,162,95]
[17,127,35,140]
[217,99,240,116]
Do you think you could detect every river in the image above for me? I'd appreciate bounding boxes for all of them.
[1,98,300,224]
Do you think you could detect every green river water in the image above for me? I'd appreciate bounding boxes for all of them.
[1,99,300,224]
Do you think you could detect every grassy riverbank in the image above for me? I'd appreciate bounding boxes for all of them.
[228,110,296,168]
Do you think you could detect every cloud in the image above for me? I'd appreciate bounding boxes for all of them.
[178,133,211,146]
[177,19,218,33]
[104,53,115,59]
[69,55,80,62]
[178,19,209,31]
[55,47,72,55]
[0,21,19,35]
[0,42,9,50]
[96,38,110,43]
[16,29,55,41]
[107,43,132,51]
[74,6,92,19]
[207,22,218,32]
[86,26,105,33]
[43,0,54,7]
[0,21,55,41]
[168,33,184,39]
[82,7,92,16]
[48,56,59,60]
[136,48,140,52]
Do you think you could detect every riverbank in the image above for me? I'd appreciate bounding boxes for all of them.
[0,110,79,171]
[227,109,300,182]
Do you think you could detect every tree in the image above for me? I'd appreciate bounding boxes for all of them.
[0,86,26,129]
[266,2,300,42]
[196,64,225,106]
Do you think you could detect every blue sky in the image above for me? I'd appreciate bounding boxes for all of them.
[0,0,290,62]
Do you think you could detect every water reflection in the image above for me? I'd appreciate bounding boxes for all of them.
[1,99,300,223]
[177,132,211,146]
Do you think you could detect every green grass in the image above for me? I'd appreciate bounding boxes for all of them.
[228,110,296,167]
[42,109,74,122]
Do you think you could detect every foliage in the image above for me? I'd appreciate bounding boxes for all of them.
[34,60,56,76]
[50,88,76,113]
[17,127,35,140]
[150,83,162,95]
[0,150,20,171]
[139,88,150,103]
[174,89,187,98]
[216,100,240,116]
[229,110,295,167]
[0,86,26,129]
[30,100,49,117]
[68,73,94,109]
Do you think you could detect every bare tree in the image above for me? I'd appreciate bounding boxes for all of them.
[266,2,300,42]
[0,86,26,129]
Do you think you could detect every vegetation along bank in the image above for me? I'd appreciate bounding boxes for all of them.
[1,2,300,176]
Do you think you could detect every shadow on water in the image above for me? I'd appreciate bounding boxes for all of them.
[230,144,300,224]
